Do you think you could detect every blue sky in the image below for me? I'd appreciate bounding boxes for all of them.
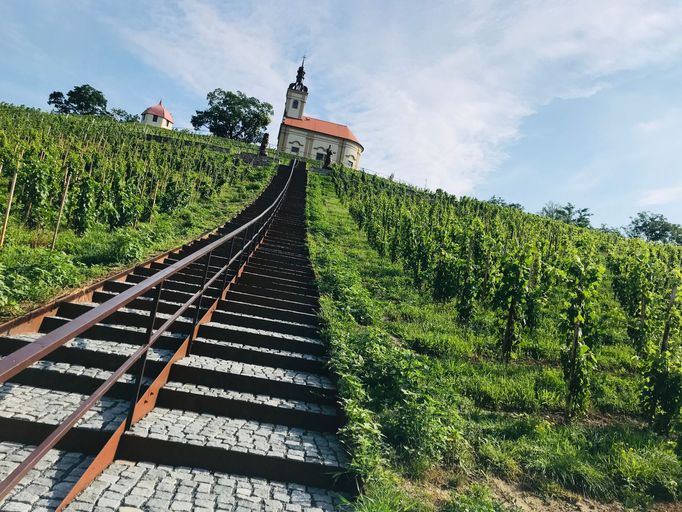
[2,0,682,227]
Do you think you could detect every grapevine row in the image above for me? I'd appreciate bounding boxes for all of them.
[0,104,271,246]
[331,166,682,425]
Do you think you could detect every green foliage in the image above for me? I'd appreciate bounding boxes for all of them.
[17,150,53,228]
[307,171,682,509]
[0,104,275,317]
[540,201,592,227]
[446,484,517,512]
[0,103,268,237]
[48,84,108,116]
[71,175,94,235]
[560,248,603,419]
[641,350,682,433]
[627,211,682,244]
[191,89,274,142]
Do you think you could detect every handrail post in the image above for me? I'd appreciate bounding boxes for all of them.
[238,224,252,275]
[221,236,237,297]
[125,282,163,430]
[188,250,212,355]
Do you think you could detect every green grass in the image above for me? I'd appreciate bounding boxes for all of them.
[305,172,681,510]
[0,167,273,320]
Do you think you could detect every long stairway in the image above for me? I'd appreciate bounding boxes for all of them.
[0,163,352,511]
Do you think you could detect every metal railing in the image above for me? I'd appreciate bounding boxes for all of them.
[0,159,297,500]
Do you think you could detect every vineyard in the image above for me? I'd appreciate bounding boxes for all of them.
[2,101,682,510]
[306,168,682,510]
[0,104,275,317]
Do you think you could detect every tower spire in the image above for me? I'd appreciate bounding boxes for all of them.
[289,56,308,93]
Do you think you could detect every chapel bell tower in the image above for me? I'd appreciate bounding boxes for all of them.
[284,58,308,120]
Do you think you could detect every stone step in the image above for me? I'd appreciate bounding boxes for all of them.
[219,298,320,327]
[223,290,318,315]
[232,283,319,307]
[171,354,335,404]
[0,441,93,511]
[198,321,326,357]
[0,383,128,433]
[122,407,350,490]
[66,457,347,511]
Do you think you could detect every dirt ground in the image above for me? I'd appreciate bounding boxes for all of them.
[488,477,681,512]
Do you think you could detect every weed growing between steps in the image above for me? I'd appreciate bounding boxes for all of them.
[0,166,273,320]
[305,173,682,511]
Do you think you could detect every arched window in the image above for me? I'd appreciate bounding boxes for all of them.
[292,99,299,109]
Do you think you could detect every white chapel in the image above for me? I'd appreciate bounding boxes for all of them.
[277,61,363,169]
[141,100,174,130]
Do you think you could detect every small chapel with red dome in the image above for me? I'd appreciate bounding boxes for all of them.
[141,100,174,130]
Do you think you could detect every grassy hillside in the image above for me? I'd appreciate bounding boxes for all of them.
[0,105,276,319]
[306,171,682,510]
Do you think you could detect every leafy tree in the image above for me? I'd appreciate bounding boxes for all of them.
[191,89,273,143]
[626,211,682,244]
[48,84,108,116]
[598,224,623,236]
[541,202,592,227]
[110,108,138,123]
[488,195,524,210]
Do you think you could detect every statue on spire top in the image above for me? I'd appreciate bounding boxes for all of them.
[289,57,308,92]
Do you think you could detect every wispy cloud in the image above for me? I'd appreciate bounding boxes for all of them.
[108,0,682,195]
[639,186,682,206]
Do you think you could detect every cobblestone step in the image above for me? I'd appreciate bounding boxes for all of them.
[245,261,316,281]
[101,279,222,308]
[255,251,311,268]
[124,272,224,297]
[198,321,326,357]
[158,381,339,432]
[189,336,326,373]
[117,408,350,490]
[249,254,314,274]
[240,271,318,296]
[232,282,319,307]
[210,310,319,339]
[130,408,346,468]
[0,335,336,431]
[39,316,186,351]
[56,302,196,334]
[219,298,320,327]
[170,355,335,405]
[0,442,92,512]
[224,290,318,315]
[66,458,347,511]
[260,240,309,256]
[0,383,128,433]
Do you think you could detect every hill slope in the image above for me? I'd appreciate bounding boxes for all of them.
[0,105,276,319]
[306,170,682,510]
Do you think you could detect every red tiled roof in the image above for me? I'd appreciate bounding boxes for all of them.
[143,100,174,124]
[282,116,362,147]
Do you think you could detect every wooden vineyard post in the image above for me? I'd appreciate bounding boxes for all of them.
[51,170,72,251]
[0,151,24,249]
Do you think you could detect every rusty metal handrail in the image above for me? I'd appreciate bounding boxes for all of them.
[0,159,297,500]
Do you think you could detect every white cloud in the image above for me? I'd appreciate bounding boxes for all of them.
[639,186,682,206]
[109,0,682,195]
